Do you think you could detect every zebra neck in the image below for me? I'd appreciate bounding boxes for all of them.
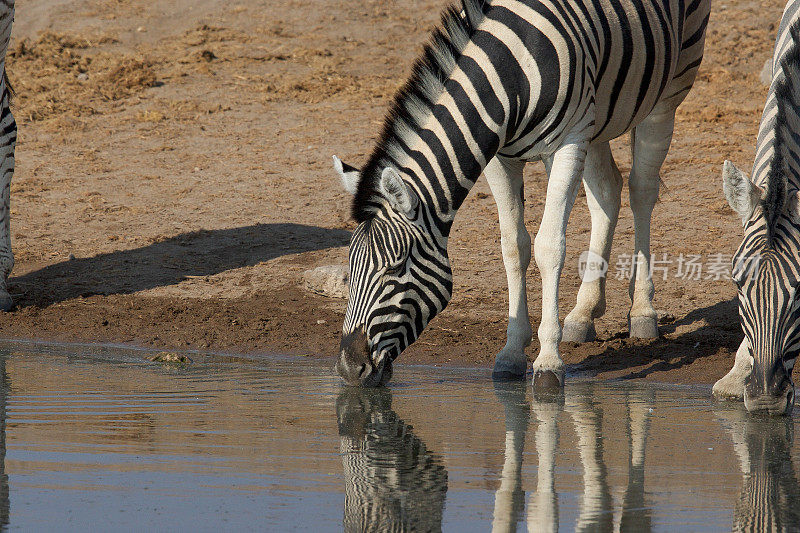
[394,84,508,237]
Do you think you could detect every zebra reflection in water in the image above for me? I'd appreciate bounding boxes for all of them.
[336,387,448,532]
[716,407,800,532]
[492,383,653,532]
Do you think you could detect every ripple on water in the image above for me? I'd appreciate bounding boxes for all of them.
[0,341,795,530]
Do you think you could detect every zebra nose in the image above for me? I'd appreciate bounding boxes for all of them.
[744,363,794,416]
[336,329,375,386]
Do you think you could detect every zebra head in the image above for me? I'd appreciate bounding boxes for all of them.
[723,160,799,415]
[333,156,453,386]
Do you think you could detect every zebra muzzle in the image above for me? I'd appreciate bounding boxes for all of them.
[337,328,378,387]
[744,362,795,416]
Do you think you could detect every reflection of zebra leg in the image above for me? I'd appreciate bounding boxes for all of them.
[716,407,800,531]
[492,382,530,533]
[336,388,448,533]
[715,406,750,475]
[565,389,613,533]
[619,389,653,532]
[527,393,563,533]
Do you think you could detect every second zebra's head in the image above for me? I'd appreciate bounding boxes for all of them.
[723,160,800,415]
[333,156,453,387]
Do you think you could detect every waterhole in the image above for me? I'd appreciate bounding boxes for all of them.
[0,340,795,531]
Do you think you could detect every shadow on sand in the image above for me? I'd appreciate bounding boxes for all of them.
[568,298,741,380]
[10,223,351,307]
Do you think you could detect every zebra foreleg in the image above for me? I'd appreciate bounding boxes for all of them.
[533,139,588,388]
[563,142,623,342]
[627,110,675,339]
[485,156,532,380]
[0,90,14,312]
[712,338,752,400]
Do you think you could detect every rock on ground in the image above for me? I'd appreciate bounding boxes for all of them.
[760,57,773,86]
[302,265,349,299]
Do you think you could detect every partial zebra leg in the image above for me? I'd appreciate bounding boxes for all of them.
[627,110,675,338]
[0,84,14,312]
[563,142,623,342]
[533,138,588,387]
[485,156,532,380]
[712,338,752,400]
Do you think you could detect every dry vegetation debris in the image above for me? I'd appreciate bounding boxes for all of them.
[7,31,157,123]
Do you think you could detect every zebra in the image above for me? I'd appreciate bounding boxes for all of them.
[336,387,448,532]
[0,0,14,312]
[712,3,800,415]
[333,0,710,387]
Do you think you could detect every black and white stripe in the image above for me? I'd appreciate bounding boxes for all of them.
[336,388,448,532]
[0,0,15,312]
[721,5,800,414]
[336,0,709,384]
[717,408,800,532]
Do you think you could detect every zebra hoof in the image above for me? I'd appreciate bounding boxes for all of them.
[562,320,596,343]
[628,316,658,339]
[492,358,527,381]
[0,292,13,312]
[533,369,563,391]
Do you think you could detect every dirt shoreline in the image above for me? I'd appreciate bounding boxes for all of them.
[0,280,742,386]
[0,0,788,386]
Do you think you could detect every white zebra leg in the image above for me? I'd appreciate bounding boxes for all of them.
[627,110,675,338]
[533,140,588,387]
[712,338,752,400]
[0,88,14,312]
[563,142,623,342]
[485,156,532,380]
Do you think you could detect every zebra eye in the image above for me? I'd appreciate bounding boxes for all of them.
[384,262,404,276]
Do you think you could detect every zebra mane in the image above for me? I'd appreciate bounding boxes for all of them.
[1,71,11,102]
[351,0,488,222]
[765,20,800,246]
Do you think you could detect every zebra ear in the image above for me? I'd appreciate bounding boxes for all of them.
[787,190,800,224]
[380,167,418,218]
[723,160,763,223]
[333,155,360,196]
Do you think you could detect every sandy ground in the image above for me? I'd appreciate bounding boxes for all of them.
[0,0,786,384]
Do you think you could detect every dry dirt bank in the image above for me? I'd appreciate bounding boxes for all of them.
[0,0,785,384]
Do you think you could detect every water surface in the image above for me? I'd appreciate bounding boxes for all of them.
[0,340,796,531]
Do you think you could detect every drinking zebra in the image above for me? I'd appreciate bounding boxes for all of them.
[713,2,800,415]
[334,0,710,387]
[0,0,14,312]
